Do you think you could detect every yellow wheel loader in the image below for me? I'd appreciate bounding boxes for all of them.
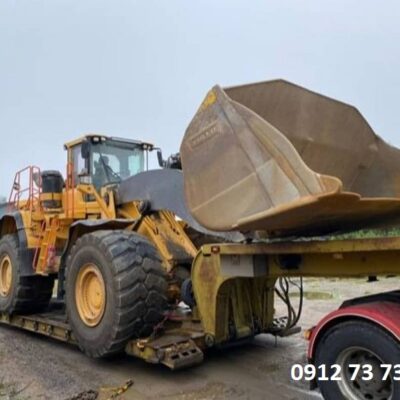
[0,135,208,358]
[2,81,400,399]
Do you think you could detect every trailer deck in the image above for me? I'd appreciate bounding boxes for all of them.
[0,302,205,369]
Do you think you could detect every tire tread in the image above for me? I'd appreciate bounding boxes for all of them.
[65,230,167,358]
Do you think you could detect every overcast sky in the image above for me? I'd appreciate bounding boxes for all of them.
[1,0,400,196]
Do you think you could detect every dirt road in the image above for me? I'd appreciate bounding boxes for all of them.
[0,277,398,400]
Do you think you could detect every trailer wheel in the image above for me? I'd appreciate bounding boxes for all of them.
[65,230,168,358]
[315,320,400,400]
[0,234,54,314]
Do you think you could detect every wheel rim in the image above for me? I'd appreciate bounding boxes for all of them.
[337,346,393,400]
[0,255,12,297]
[75,263,106,327]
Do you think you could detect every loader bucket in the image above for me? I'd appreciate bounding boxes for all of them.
[180,80,400,236]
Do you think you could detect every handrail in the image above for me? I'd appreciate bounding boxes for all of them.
[8,166,41,213]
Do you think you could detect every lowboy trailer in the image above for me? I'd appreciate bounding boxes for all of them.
[2,231,400,398]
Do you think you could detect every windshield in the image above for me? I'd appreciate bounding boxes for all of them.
[91,140,145,188]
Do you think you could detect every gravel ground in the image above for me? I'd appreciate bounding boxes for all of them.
[0,276,398,400]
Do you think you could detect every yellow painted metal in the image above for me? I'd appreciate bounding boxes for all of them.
[75,263,106,327]
[202,237,400,255]
[63,133,154,150]
[191,249,275,344]
[0,255,12,297]
[0,312,76,344]
[191,235,400,345]
[125,335,204,369]
[18,198,45,249]
[77,184,115,219]
[138,211,197,270]
[120,202,197,271]
[17,167,196,277]
[64,134,108,149]
[39,192,62,203]
[199,238,400,278]
[35,216,60,274]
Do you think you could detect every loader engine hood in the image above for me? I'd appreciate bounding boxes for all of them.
[180,80,400,236]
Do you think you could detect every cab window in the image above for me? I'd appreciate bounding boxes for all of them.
[91,141,145,189]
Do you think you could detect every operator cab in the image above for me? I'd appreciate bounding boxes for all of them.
[65,135,153,190]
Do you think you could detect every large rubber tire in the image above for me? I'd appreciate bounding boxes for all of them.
[315,320,400,400]
[65,230,168,358]
[0,234,54,314]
